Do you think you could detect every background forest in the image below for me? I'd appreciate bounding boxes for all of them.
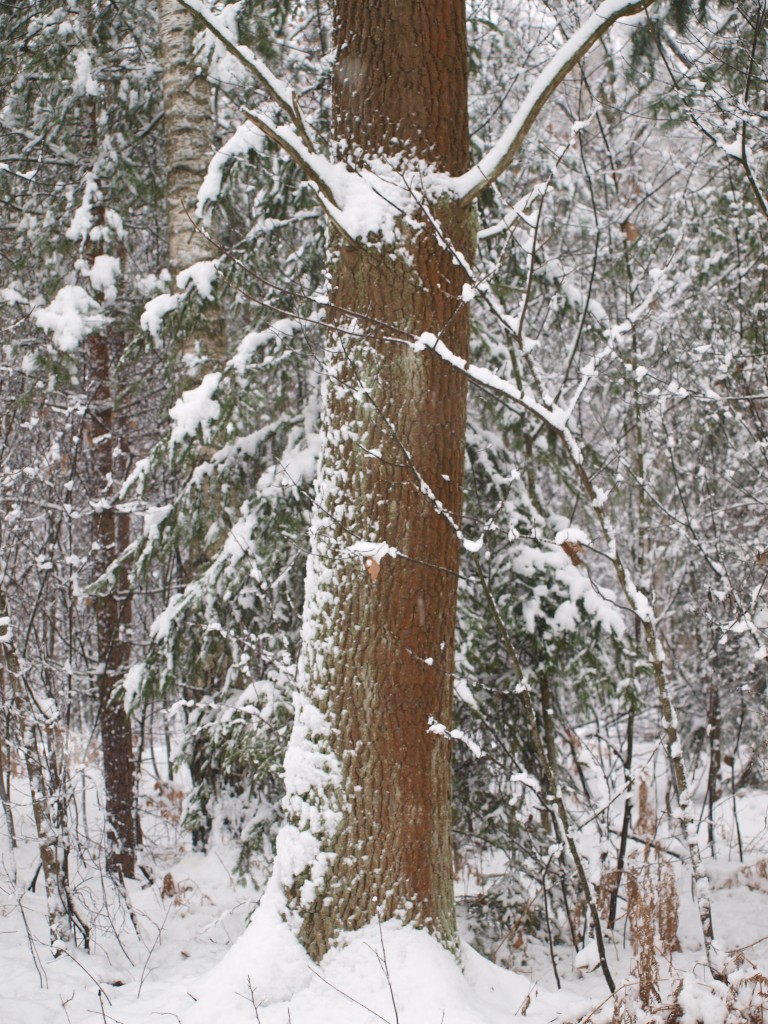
[1,0,768,1021]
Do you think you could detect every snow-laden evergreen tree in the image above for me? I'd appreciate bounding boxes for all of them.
[125,0,326,863]
[0,0,165,895]
[2,0,766,983]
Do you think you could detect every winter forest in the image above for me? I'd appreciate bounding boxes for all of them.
[1,0,768,1021]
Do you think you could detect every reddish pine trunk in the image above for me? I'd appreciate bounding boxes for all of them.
[87,305,137,880]
[285,0,474,961]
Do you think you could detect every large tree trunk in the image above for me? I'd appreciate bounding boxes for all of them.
[280,0,474,961]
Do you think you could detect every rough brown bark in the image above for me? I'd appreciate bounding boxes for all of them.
[332,1,469,175]
[81,197,137,878]
[87,320,137,880]
[285,0,474,961]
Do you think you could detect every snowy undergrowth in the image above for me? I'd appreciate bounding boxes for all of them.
[4,776,768,1024]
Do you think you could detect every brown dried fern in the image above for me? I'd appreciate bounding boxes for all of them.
[626,854,659,1011]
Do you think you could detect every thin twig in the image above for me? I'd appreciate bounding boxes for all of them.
[376,914,400,1024]
[306,964,393,1024]
[58,946,112,1006]
[138,902,172,997]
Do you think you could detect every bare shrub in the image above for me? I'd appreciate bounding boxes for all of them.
[666,968,768,1024]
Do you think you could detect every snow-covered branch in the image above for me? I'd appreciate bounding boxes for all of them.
[176,0,317,153]
[450,0,653,205]
[414,324,724,982]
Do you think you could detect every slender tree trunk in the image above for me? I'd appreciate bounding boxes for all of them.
[83,196,136,878]
[158,0,233,850]
[70,51,139,880]
[158,0,226,367]
[707,674,721,856]
[0,660,17,861]
[87,321,137,880]
[280,0,474,961]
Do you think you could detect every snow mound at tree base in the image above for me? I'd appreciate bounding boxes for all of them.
[181,908,565,1024]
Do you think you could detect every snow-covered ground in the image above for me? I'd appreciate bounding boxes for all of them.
[4,771,768,1024]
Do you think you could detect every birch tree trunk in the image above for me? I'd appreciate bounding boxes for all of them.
[280,0,474,961]
[158,0,226,367]
[158,0,230,849]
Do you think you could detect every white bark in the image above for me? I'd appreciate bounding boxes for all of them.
[159,0,226,365]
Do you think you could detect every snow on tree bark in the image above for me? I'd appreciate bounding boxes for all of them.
[278,0,474,960]
[158,0,226,366]
[84,200,137,878]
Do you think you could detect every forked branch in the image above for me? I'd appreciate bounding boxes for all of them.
[451,0,654,205]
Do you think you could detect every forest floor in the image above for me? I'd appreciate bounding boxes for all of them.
[4,760,768,1024]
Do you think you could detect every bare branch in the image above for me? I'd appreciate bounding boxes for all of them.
[451,0,653,205]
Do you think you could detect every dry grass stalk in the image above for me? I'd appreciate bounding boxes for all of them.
[719,860,768,894]
[657,857,681,956]
[635,777,656,840]
[596,864,620,923]
[728,970,768,1024]
[666,969,768,1024]
[631,774,681,965]
[626,853,659,1010]
[610,986,638,1024]
[571,896,586,945]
